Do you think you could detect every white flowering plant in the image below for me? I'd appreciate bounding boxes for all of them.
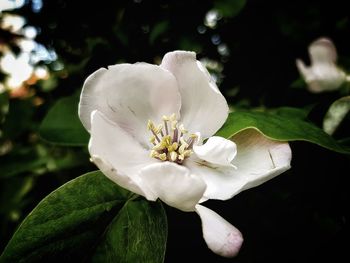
[1,49,349,263]
[1,3,350,261]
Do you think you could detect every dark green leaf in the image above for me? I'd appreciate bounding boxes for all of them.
[0,171,167,263]
[270,106,310,120]
[214,0,246,18]
[2,99,34,139]
[92,199,167,263]
[0,91,9,124]
[216,111,350,154]
[39,93,89,146]
[0,148,46,179]
[149,21,169,45]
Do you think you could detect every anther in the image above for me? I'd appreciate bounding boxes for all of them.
[149,135,156,145]
[179,124,188,134]
[148,114,195,164]
[170,151,178,162]
[158,153,167,161]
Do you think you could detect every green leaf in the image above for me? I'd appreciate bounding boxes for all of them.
[214,0,246,18]
[0,91,9,124]
[149,21,169,45]
[0,147,47,179]
[39,93,89,146]
[216,110,350,154]
[92,200,167,263]
[0,171,167,263]
[270,106,310,120]
[2,99,34,140]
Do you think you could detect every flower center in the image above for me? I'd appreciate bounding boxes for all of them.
[147,113,198,164]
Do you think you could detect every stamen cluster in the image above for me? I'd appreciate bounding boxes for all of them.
[148,114,197,164]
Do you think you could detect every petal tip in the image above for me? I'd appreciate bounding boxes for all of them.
[219,230,244,258]
[196,205,244,258]
[161,50,197,67]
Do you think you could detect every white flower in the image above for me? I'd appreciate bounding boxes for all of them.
[296,38,347,93]
[79,51,292,257]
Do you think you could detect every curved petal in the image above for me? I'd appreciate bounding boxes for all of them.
[89,110,157,200]
[186,129,291,200]
[195,205,243,258]
[185,157,237,200]
[79,63,181,147]
[160,51,228,138]
[139,162,206,212]
[193,136,237,166]
[91,155,156,201]
[309,38,337,64]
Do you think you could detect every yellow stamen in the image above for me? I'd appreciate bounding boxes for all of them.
[171,120,178,130]
[147,113,194,164]
[178,143,187,154]
[170,151,178,162]
[153,143,165,151]
[147,120,155,131]
[149,135,156,144]
[158,153,167,161]
[150,150,159,158]
[154,124,163,134]
[169,113,176,121]
[167,142,178,152]
[180,137,188,147]
[178,154,185,161]
[179,124,188,134]
[183,150,192,157]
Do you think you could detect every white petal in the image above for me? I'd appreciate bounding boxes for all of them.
[186,129,291,200]
[230,129,292,195]
[89,110,157,200]
[185,158,237,200]
[160,51,228,138]
[296,58,311,81]
[195,205,243,258]
[139,162,206,212]
[309,38,337,64]
[79,63,181,147]
[91,155,156,200]
[193,136,237,166]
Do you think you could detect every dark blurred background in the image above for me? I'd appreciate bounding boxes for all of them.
[0,0,349,262]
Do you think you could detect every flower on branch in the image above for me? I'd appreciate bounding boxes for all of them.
[79,51,292,257]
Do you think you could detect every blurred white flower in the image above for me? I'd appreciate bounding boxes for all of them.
[296,38,348,93]
[0,52,33,88]
[79,51,292,257]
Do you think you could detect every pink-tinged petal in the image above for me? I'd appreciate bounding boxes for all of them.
[89,110,157,200]
[139,162,206,212]
[186,129,291,201]
[160,51,228,138]
[193,136,237,166]
[196,205,243,258]
[79,63,181,147]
